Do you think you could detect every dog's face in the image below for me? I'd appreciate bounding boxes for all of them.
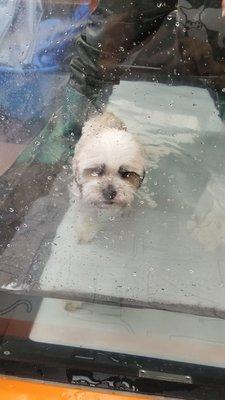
[74,128,146,208]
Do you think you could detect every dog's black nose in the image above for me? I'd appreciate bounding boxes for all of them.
[102,185,117,201]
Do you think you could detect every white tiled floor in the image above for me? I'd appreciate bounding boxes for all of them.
[39,81,225,317]
[30,298,225,369]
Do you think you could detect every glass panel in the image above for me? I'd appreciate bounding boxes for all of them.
[0,0,225,369]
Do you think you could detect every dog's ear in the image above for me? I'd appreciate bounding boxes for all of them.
[121,122,127,131]
[72,157,78,178]
[72,157,82,192]
[135,169,145,188]
[139,169,145,187]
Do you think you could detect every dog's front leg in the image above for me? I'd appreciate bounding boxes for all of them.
[76,206,100,244]
[120,204,132,218]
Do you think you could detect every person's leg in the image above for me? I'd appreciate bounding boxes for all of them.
[69,0,176,98]
[175,0,225,119]
[31,0,176,168]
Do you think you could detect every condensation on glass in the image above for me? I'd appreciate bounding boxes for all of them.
[1,0,225,368]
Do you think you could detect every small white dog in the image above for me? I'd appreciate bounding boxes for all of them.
[72,112,146,243]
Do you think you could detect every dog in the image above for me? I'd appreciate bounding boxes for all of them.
[72,112,146,243]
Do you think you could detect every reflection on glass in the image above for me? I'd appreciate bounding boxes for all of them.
[0,0,225,368]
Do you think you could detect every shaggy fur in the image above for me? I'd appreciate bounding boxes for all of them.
[72,112,146,243]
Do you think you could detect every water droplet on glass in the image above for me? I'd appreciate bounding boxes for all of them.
[9,208,14,213]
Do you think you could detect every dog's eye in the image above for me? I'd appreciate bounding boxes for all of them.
[119,168,132,179]
[85,165,105,177]
[90,168,104,177]
[119,167,144,188]
[119,169,130,179]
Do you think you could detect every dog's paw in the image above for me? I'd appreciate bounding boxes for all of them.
[64,301,83,312]
[77,230,95,244]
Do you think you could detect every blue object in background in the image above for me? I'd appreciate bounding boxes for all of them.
[0,65,69,121]
[0,3,92,122]
[33,4,91,68]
